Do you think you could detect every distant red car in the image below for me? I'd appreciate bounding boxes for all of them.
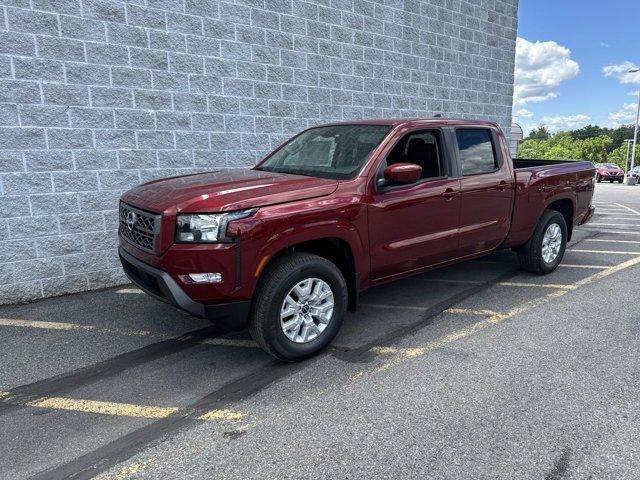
[595,163,624,183]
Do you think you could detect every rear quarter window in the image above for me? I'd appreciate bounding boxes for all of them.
[456,129,498,175]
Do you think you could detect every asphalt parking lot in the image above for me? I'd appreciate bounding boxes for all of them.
[1,182,639,480]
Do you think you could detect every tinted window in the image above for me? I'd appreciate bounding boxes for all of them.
[257,125,390,180]
[456,129,498,175]
[383,130,443,180]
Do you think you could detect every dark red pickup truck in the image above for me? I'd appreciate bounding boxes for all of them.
[119,119,595,361]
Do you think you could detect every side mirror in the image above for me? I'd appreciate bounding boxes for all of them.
[383,163,422,185]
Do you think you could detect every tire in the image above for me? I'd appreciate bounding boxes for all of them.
[517,210,567,275]
[609,180,614,183]
[596,176,601,183]
[618,179,623,184]
[248,253,347,362]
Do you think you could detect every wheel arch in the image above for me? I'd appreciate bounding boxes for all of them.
[545,197,574,241]
[258,237,360,311]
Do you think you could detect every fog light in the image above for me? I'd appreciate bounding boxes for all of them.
[188,273,222,283]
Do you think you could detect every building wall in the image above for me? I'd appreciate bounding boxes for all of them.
[0,0,518,304]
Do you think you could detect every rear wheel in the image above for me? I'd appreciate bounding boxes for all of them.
[609,179,614,183]
[249,253,347,362]
[517,210,567,275]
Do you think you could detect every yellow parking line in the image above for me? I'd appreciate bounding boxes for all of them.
[615,203,640,216]
[116,288,143,294]
[571,249,640,255]
[0,318,82,331]
[445,307,501,316]
[0,317,258,348]
[362,305,503,315]
[96,458,160,480]
[29,397,180,419]
[200,338,258,348]
[0,390,247,422]
[360,303,429,311]
[0,318,156,337]
[363,254,640,368]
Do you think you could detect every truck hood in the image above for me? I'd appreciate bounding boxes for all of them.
[121,169,339,213]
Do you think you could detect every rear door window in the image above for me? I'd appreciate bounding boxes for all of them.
[455,129,498,175]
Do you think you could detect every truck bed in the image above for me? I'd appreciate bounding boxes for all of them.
[503,158,595,249]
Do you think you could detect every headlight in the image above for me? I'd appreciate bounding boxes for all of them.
[176,209,256,243]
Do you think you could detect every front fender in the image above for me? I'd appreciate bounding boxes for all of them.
[228,196,369,295]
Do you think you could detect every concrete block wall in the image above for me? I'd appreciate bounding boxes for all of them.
[0,0,518,304]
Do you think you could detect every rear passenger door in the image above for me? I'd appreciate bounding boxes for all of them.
[455,127,515,256]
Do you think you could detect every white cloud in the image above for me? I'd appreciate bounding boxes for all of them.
[628,90,640,97]
[513,37,580,105]
[538,114,591,131]
[514,108,534,119]
[602,61,640,84]
[608,103,637,125]
[600,41,610,48]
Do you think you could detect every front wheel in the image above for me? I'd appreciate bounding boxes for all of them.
[517,210,567,275]
[249,253,347,362]
[618,179,624,183]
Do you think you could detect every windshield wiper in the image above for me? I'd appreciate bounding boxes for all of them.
[258,167,316,177]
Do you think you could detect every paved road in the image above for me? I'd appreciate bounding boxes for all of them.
[1,182,639,479]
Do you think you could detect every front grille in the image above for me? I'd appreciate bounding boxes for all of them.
[119,202,161,253]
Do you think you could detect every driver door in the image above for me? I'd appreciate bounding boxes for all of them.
[367,129,462,281]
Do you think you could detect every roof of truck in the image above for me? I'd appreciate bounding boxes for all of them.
[322,118,500,128]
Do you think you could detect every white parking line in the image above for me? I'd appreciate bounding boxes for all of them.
[585,230,640,235]
[588,223,640,227]
[584,238,640,244]
[559,264,610,269]
[615,203,640,216]
[571,249,640,255]
[499,282,576,290]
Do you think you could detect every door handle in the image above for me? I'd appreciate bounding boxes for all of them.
[441,188,456,200]
[498,180,508,191]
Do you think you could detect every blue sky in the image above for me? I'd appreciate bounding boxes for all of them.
[514,0,640,133]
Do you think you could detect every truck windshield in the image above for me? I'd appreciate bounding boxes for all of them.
[256,124,391,179]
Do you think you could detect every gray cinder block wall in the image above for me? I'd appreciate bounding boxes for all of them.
[0,0,518,304]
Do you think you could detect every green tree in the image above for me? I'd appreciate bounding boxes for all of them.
[608,125,635,151]
[607,144,632,170]
[577,135,612,162]
[517,133,580,160]
[526,126,550,141]
[570,124,606,140]
[516,125,634,162]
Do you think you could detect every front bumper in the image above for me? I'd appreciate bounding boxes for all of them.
[119,247,250,331]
